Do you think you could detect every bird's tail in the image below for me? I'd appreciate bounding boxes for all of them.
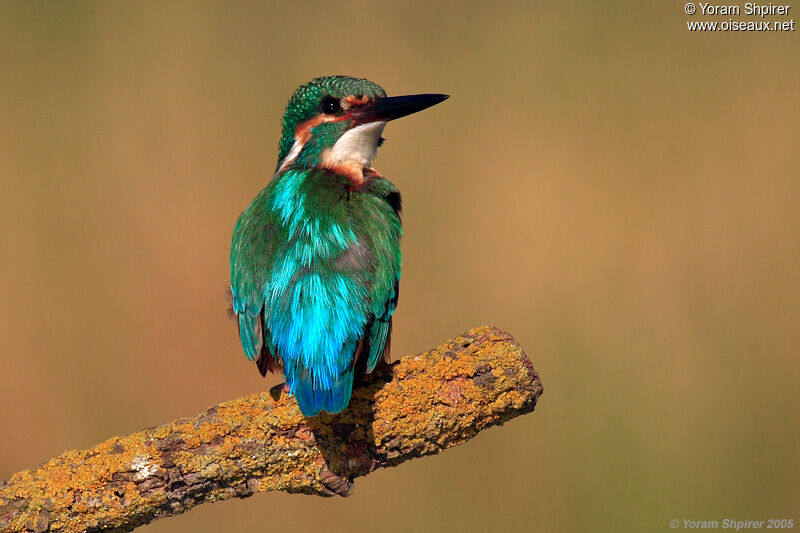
[292,366,355,417]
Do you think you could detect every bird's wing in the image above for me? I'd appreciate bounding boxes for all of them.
[364,279,398,372]
[230,184,285,369]
[362,176,403,372]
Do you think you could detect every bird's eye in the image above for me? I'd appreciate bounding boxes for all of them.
[320,97,341,114]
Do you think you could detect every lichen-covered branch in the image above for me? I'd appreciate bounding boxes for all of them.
[0,326,543,532]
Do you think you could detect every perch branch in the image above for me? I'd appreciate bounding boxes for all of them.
[0,326,543,532]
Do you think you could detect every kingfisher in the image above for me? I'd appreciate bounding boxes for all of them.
[230,76,448,416]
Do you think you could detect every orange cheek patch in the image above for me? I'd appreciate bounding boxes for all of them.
[294,115,330,144]
[293,113,350,143]
[279,113,354,173]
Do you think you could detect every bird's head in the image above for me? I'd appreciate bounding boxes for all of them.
[276,76,448,184]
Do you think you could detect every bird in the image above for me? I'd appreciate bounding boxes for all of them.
[229,76,448,417]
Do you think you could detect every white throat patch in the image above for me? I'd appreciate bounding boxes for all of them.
[326,121,386,168]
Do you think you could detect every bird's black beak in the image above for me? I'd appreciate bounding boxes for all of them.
[354,93,449,123]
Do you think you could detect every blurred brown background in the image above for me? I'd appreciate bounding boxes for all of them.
[1,1,798,531]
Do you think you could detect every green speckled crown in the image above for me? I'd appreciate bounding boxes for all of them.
[278,76,387,163]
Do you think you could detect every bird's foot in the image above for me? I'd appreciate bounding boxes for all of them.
[269,382,291,401]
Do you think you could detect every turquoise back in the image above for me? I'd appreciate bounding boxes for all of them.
[230,168,401,415]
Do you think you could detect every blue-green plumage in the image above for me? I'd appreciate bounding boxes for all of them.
[230,76,446,416]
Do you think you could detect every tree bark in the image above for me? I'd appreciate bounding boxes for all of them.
[0,326,543,532]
